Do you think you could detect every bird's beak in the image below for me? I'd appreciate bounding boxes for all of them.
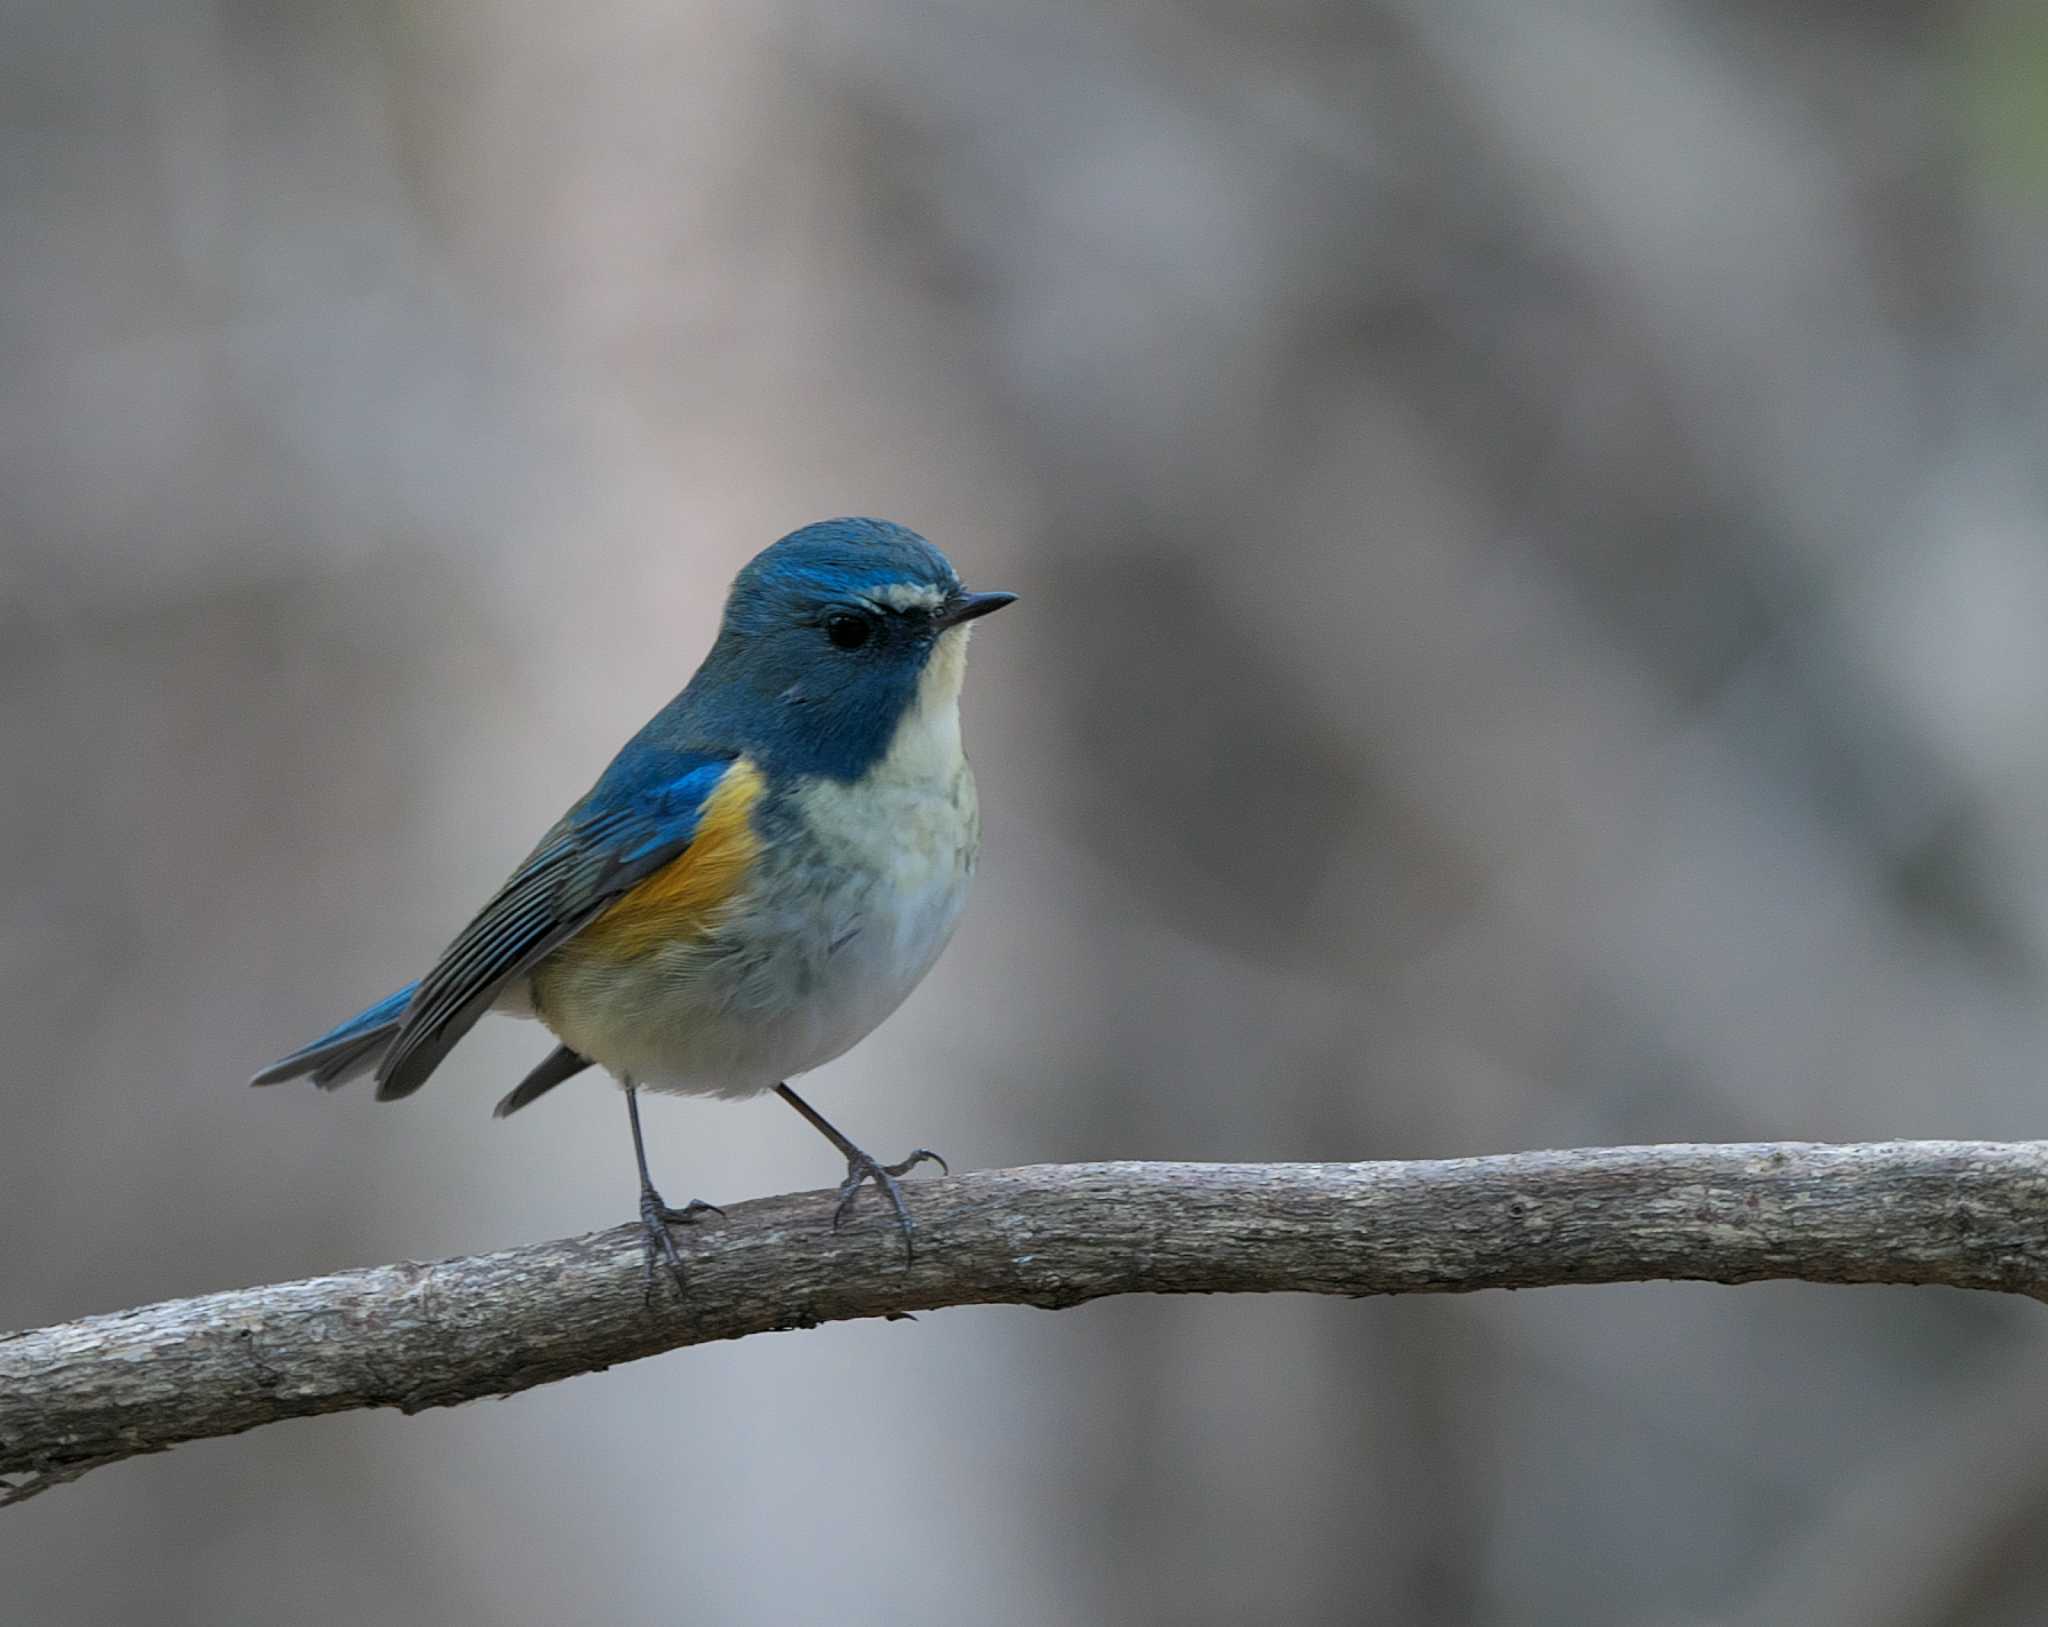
[936,590,1018,629]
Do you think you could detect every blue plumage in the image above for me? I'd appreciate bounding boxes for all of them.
[666,519,964,783]
[722,518,960,634]
[374,752,740,1100]
[252,516,1014,1283]
[249,981,418,1089]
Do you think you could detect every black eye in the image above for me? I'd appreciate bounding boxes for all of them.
[825,612,873,650]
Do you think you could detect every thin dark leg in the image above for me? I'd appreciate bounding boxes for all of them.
[626,1080,723,1299]
[774,1082,946,1264]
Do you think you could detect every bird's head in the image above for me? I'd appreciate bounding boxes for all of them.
[690,518,1015,780]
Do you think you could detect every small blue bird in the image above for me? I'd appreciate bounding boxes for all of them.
[253,518,1015,1287]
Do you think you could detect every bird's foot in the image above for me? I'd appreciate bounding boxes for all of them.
[833,1146,948,1263]
[638,1184,724,1301]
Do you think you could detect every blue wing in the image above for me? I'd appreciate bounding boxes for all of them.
[252,748,738,1101]
[373,752,738,1100]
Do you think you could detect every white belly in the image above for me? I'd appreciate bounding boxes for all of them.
[530,756,980,1099]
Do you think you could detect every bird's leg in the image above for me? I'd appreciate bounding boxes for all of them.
[626,1080,723,1299]
[773,1082,946,1264]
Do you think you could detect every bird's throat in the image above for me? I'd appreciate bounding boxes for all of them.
[874,626,969,787]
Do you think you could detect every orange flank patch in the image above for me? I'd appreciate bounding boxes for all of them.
[573,759,766,960]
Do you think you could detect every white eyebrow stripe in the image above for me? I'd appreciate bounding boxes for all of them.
[873,582,949,612]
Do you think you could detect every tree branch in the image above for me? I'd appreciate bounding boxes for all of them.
[7,1141,2048,1505]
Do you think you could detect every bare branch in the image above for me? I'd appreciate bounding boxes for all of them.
[7,1141,2047,1505]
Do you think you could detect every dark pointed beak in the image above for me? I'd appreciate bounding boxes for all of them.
[937,590,1018,629]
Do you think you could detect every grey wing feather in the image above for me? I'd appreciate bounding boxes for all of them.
[373,807,693,1102]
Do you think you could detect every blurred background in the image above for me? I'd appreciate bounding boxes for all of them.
[8,1,2048,1622]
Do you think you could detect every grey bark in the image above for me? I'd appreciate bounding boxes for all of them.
[6,1141,2047,1506]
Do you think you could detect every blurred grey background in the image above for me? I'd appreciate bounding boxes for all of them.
[9,1,2048,1623]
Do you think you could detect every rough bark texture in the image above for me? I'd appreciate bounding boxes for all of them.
[7,1141,2048,1505]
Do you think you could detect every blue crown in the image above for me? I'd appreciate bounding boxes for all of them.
[724,518,958,632]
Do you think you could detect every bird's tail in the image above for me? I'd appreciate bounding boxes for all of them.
[250,983,418,1090]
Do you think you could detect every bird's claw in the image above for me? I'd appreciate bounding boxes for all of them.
[638,1186,723,1302]
[833,1147,946,1263]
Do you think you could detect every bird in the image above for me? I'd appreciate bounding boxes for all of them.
[252,517,1015,1290]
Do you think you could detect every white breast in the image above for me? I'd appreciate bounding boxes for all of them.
[534,626,983,1099]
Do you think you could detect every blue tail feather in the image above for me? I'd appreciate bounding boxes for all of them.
[250,982,419,1089]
